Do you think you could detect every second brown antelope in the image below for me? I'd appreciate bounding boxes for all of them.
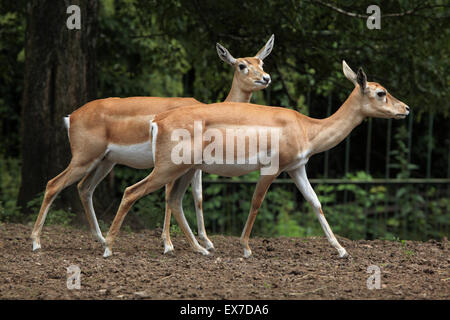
[102,61,409,258]
[30,35,275,255]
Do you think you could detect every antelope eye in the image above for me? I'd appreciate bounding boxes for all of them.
[377,91,386,97]
[238,64,247,70]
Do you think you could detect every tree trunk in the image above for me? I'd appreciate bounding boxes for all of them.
[18,0,99,224]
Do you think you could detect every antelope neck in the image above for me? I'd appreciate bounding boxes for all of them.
[307,89,366,155]
[224,73,253,103]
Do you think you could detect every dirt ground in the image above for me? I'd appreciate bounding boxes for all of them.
[0,223,448,300]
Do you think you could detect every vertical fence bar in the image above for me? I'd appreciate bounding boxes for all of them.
[447,144,450,179]
[365,118,372,173]
[385,119,392,236]
[446,148,450,237]
[228,184,232,235]
[343,136,350,205]
[211,181,216,233]
[225,183,229,235]
[426,113,434,179]
[407,110,414,167]
[343,134,352,236]
[385,119,392,179]
[433,186,438,240]
[414,186,418,240]
[345,136,350,175]
[365,118,373,238]
[232,183,236,235]
[425,113,434,239]
[407,111,415,239]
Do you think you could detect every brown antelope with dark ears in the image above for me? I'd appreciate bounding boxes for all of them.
[102,60,410,258]
[30,35,275,254]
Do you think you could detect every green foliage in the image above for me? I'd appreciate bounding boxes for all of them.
[97,219,110,233]
[253,183,297,237]
[0,6,25,155]
[98,0,189,99]
[275,210,306,238]
[298,171,387,239]
[389,125,418,178]
[27,193,75,227]
[0,155,75,226]
[0,0,448,240]
[170,224,183,236]
[114,166,165,229]
[0,156,21,222]
[386,125,447,240]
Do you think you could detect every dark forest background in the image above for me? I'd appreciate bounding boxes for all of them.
[0,0,448,240]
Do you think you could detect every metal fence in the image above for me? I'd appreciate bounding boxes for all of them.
[199,178,449,241]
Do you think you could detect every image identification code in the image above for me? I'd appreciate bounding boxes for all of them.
[180,304,269,317]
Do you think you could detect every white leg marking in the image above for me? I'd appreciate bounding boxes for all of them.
[150,121,158,164]
[103,246,112,258]
[63,116,70,139]
[243,248,252,258]
[32,239,41,251]
[79,160,115,246]
[191,170,214,250]
[169,171,210,256]
[163,241,174,254]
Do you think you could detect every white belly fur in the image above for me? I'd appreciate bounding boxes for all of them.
[106,141,154,169]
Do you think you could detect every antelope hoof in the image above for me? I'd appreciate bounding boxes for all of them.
[103,247,113,258]
[196,247,210,256]
[338,248,349,259]
[243,248,252,258]
[32,239,41,251]
[204,240,215,252]
[163,243,175,255]
[198,234,215,252]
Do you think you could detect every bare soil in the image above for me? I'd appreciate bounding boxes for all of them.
[0,223,448,300]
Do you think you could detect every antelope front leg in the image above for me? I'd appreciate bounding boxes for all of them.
[288,166,348,258]
[240,174,277,258]
[190,170,214,251]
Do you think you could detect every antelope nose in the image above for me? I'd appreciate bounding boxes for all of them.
[405,106,410,114]
[263,75,271,84]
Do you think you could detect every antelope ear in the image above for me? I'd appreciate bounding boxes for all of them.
[342,60,357,85]
[356,67,367,93]
[216,43,236,65]
[255,34,274,60]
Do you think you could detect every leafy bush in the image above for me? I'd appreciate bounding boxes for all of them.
[26,192,75,227]
[0,156,21,222]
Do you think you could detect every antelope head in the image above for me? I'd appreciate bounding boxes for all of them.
[216,34,274,92]
[343,60,410,119]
